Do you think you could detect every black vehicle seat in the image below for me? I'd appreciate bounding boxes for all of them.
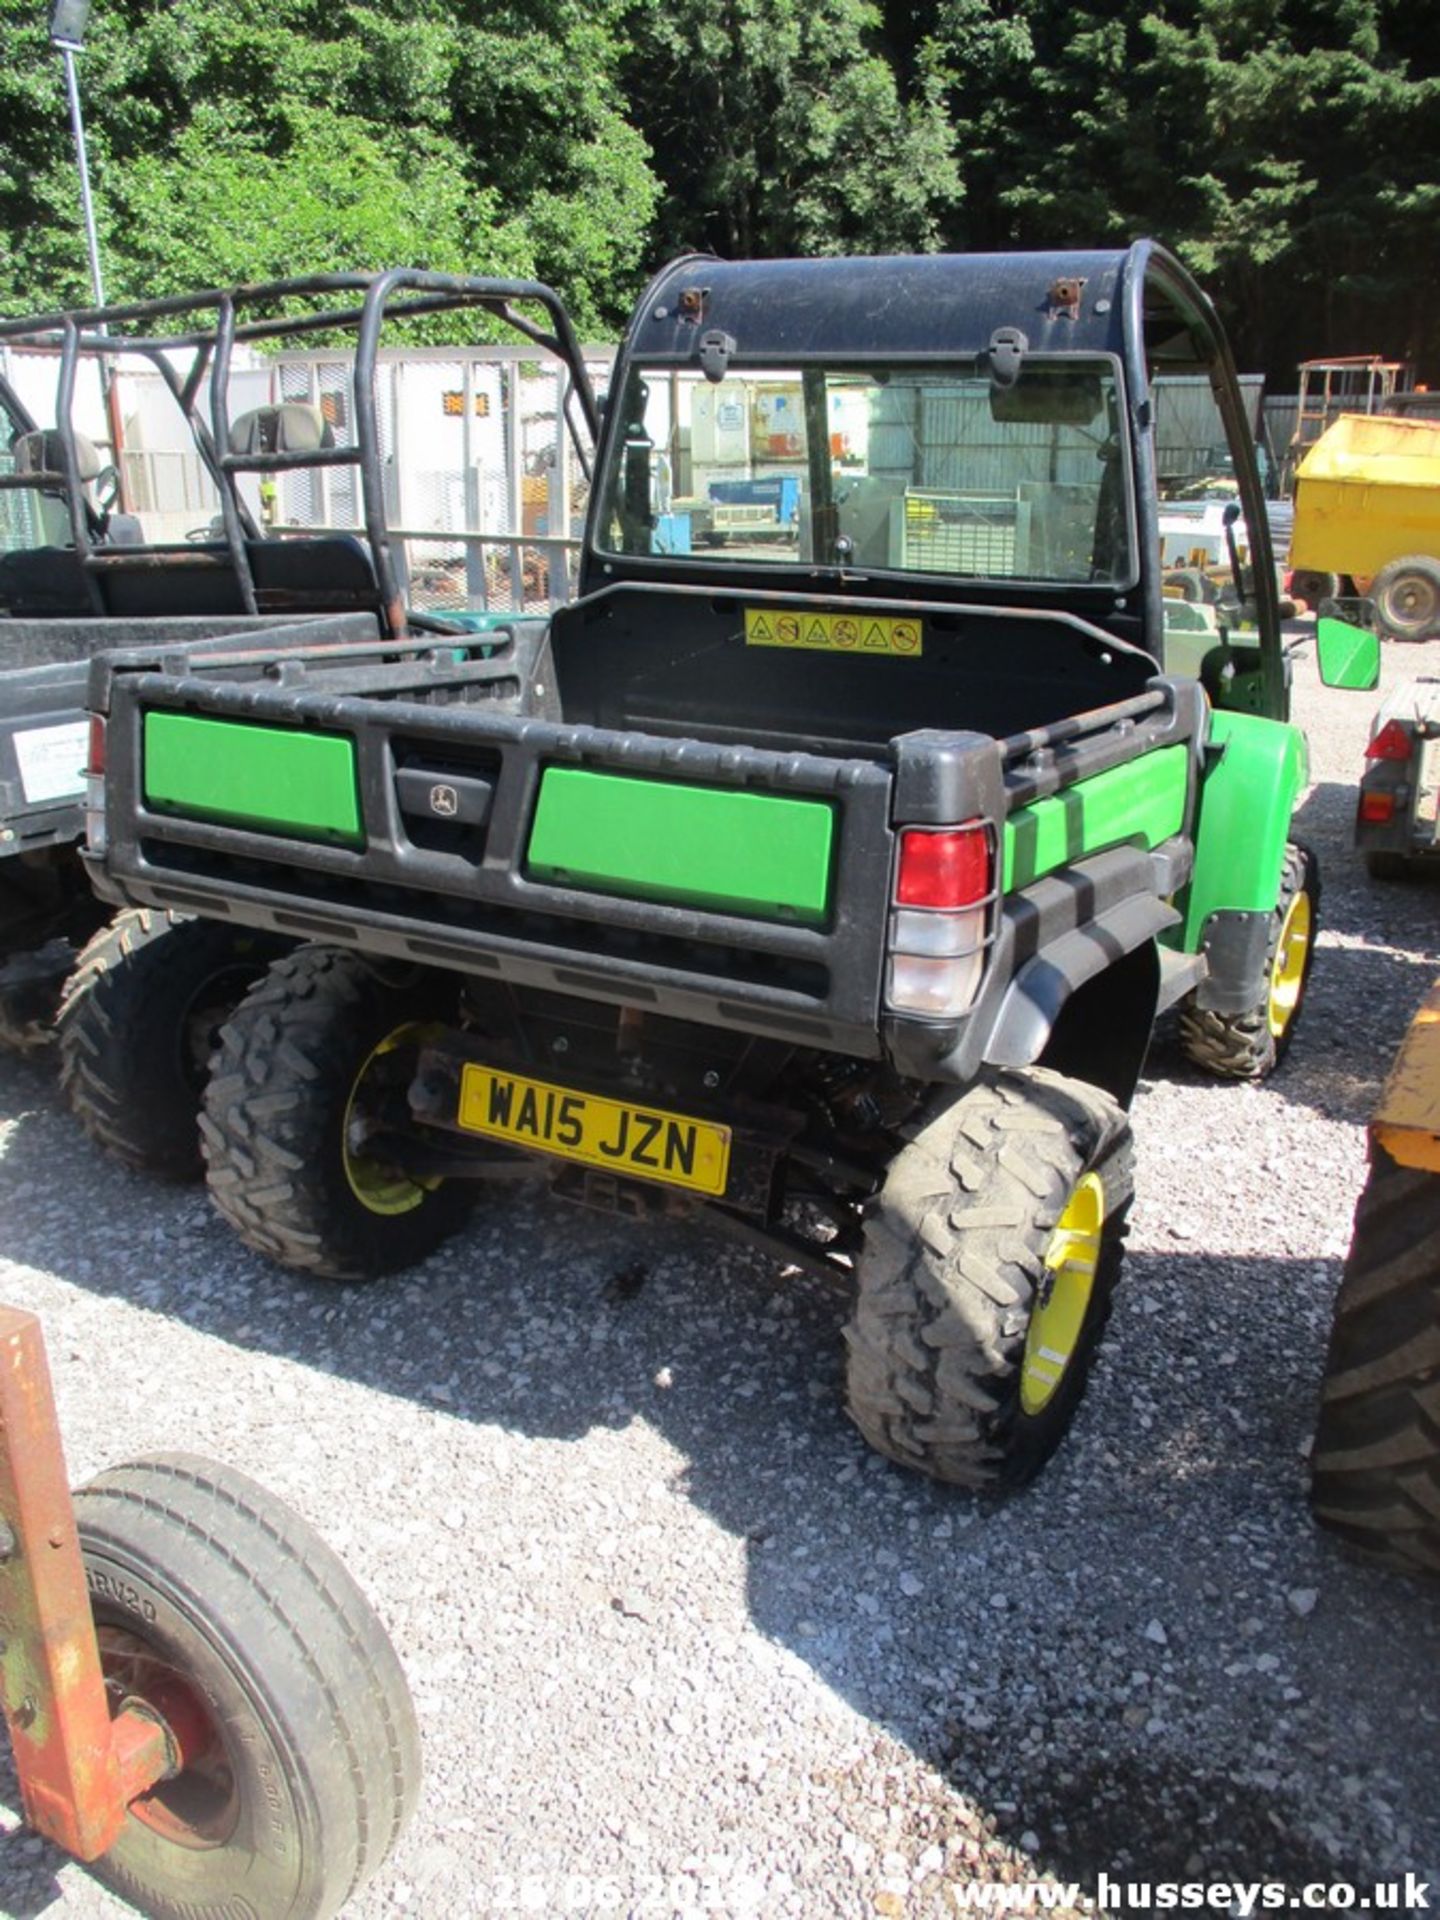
[229,403,334,454]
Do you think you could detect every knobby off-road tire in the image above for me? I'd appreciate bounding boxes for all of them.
[1310,1147,1440,1577]
[1373,554,1440,643]
[75,1453,420,1920]
[1179,839,1319,1082]
[58,909,292,1179]
[201,944,472,1281]
[845,1067,1134,1491]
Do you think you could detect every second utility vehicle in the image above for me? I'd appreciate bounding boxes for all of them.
[85,248,1344,1488]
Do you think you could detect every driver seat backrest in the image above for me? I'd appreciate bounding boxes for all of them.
[228,403,334,455]
[11,428,105,547]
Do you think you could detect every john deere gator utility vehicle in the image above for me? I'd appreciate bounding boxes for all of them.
[0,272,564,1171]
[84,246,1341,1488]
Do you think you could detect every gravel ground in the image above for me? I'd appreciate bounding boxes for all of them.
[1,629,1437,1920]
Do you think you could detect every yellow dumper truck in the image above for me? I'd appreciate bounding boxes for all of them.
[1289,413,1440,640]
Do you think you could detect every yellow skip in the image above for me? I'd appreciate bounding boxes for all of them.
[745,608,922,658]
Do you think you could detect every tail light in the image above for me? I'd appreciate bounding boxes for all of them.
[886,823,994,1018]
[84,715,107,856]
[1359,790,1396,825]
[1366,720,1413,763]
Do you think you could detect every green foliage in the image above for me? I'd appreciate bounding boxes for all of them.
[0,0,658,333]
[624,0,962,259]
[925,0,1440,372]
[0,0,1437,377]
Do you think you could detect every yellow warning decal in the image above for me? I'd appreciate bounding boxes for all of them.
[745,608,922,657]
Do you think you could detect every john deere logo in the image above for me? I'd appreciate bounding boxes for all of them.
[430,783,459,817]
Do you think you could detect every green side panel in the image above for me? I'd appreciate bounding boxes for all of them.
[527,768,835,924]
[1175,709,1308,950]
[143,712,363,846]
[1003,745,1191,891]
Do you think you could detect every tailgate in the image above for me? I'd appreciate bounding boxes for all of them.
[98,665,897,1056]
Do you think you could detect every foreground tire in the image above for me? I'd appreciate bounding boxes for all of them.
[845,1067,1134,1491]
[1178,839,1319,1081]
[1373,554,1440,642]
[201,944,472,1280]
[75,1453,420,1919]
[58,910,292,1179]
[1311,1147,1440,1577]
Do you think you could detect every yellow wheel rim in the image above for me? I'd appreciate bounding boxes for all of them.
[1021,1172,1105,1416]
[342,1023,437,1217]
[1267,888,1312,1040]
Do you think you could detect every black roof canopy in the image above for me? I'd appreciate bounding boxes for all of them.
[629,249,1141,366]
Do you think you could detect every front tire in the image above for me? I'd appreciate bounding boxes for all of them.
[75,1453,420,1919]
[201,945,472,1280]
[58,909,292,1179]
[1179,839,1319,1081]
[845,1068,1134,1491]
[1311,1147,1440,1576]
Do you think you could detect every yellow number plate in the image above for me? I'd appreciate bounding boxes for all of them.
[457,1065,732,1197]
[744,608,922,657]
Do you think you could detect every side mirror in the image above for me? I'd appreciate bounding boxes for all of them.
[1316,614,1380,692]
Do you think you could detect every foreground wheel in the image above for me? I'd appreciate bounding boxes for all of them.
[75,1453,420,1919]
[1373,554,1440,642]
[201,944,471,1280]
[1179,839,1319,1081]
[58,910,292,1179]
[1311,1147,1440,1576]
[845,1067,1134,1490]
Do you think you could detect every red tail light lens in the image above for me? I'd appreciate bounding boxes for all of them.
[895,825,991,908]
[1359,790,1396,824]
[87,714,106,775]
[1365,720,1413,763]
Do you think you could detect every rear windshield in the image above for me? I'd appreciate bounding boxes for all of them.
[596,359,1135,587]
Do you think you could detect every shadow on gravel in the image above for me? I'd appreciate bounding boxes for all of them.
[1144,938,1435,1129]
[2,1042,1438,1903]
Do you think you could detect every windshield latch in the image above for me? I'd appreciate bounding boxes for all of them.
[697,329,736,383]
[980,326,1028,389]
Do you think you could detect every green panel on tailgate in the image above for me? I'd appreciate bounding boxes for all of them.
[143,712,363,845]
[527,768,835,924]
[1003,744,1190,890]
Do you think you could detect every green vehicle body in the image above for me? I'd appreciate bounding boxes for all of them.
[83,244,1321,1307]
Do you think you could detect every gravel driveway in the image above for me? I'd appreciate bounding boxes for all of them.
[1,631,1437,1919]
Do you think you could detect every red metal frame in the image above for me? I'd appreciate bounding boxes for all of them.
[0,1307,170,1860]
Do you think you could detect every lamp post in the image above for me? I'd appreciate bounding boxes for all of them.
[47,0,127,509]
[48,0,105,310]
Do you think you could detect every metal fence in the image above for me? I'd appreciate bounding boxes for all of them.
[271,346,612,614]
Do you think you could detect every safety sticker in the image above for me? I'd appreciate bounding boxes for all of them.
[744,609,922,657]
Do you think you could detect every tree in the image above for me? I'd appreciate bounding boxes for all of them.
[0,0,659,333]
[624,0,962,261]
